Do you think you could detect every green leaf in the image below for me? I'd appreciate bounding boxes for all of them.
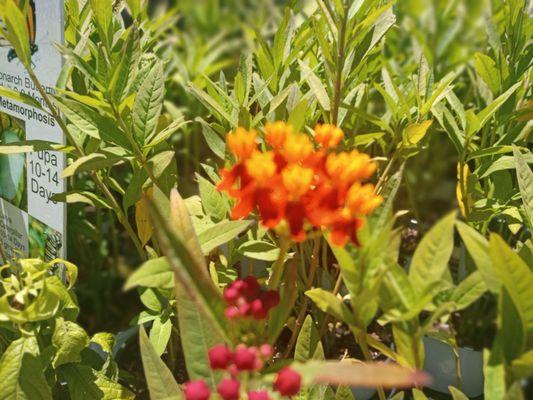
[139,327,182,400]
[109,28,140,103]
[484,346,506,400]
[409,212,455,295]
[480,154,533,178]
[513,146,533,230]
[197,118,226,159]
[0,85,43,109]
[476,82,521,130]
[490,234,533,354]
[124,257,174,290]
[198,220,252,254]
[52,191,112,209]
[238,240,280,262]
[0,140,71,154]
[148,189,228,340]
[456,221,499,292]
[52,319,90,367]
[176,282,224,389]
[498,288,524,361]
[449,386,470,400]
[59,363,134,400]
[0,0,31,66]
[55,98,101,139]
[473,52,501,94]
[451,271,487,311]
[61,153,124,178]
[188,83,236,126]
[133,61,165,144]
[510,350,533,380]
[149,316,172,357]
[412,389,428,400]
[295,315,324,362]
[403,120,433,146]
[298,60,331,111]
[0,336,52,400]
[335,386,355,400]
[305,288,356,326]
[88,0,113,49]
[198,175,227,221]
[147,150,175,179]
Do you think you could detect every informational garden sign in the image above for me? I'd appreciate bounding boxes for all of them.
[0,0,65,262]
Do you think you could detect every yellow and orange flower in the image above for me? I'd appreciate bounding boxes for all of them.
[217,122,382,246]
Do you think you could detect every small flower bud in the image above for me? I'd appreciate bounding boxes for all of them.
[208,344,233,370]
[184,380,210,400]
[248,390,270,400]
[234,344,257,371]
[217,378,240,400]
[274,367,302,396]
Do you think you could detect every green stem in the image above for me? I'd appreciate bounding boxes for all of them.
[282,237,321,358]
[357,331,386,400]
[268,236,290,289]
[331,2,349,125]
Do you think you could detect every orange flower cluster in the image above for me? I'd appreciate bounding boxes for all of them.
[218,122,383,246]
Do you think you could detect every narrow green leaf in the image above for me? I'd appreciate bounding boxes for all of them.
[176,282,225,389]
[513,146,533,229]
[298,60,331,111]
[198,220,252,254]
[139,327,182,400]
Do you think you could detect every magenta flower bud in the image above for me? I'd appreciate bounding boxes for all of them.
[248,390,270,400]
[259,344,273,358]
[184,380,211,400]
[234,344,257,371]
[208,344,233,370]
[217,378,240,400]
[274,367,301,396]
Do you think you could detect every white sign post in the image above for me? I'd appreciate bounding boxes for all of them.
[0,0,65,262]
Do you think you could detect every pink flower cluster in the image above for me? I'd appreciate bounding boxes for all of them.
[224,276,280,320]
[183,344,302,400]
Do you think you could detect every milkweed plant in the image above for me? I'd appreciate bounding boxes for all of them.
[0,0,531,399]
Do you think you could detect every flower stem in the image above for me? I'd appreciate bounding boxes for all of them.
[268,237,290,289]
[282,237,321,358]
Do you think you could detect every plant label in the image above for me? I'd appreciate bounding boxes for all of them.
[0,0,65,262]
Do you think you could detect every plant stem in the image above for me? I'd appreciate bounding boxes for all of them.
[0,240,7,263]
[376,150,399,194]
[282,237,321,358]
[331,2,349,125]
[356,331,386,400]
[26,67,146,260]
[319,268,343,337]
[268,236,290,289]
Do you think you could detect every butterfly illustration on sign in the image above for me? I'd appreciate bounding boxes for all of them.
[0,0,38,62]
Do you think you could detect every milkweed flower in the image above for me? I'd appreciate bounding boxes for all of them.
[218,122,382,246]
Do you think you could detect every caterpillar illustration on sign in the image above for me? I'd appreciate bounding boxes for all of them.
[0,0,38,62]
